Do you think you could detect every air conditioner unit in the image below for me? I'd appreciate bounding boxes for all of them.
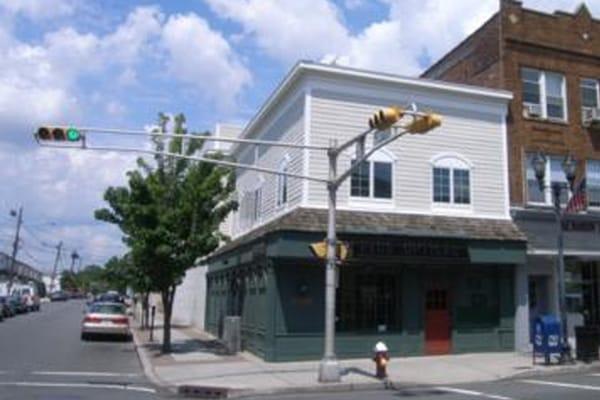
[582,107,600,128]
[523,103,542,118]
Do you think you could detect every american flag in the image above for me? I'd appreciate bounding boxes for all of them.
[566,178,587,214]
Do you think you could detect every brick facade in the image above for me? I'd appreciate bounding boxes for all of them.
[423,1,600,206]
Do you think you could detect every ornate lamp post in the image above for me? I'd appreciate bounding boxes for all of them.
[531,152,576,363]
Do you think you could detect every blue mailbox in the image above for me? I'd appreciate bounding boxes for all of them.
[533,315,562,365]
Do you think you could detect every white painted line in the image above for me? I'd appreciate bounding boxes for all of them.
[0,381,155,393]
[589,373,600,377]
[521,379,600,392]
[32,371,140,378]
[436,386,515,400]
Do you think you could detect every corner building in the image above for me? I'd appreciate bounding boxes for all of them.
[204,61,526,361]
[423,0,600,351]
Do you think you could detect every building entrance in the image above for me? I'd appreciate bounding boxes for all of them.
[425,287,451,355]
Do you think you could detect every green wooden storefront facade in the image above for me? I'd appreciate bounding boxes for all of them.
[206,231,524,361]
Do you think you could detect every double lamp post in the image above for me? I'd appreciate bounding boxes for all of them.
[531,152,577,363]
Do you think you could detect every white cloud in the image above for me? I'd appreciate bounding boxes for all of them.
[0,0,75,20]
[161,13,251,109]
[206,0,599,76]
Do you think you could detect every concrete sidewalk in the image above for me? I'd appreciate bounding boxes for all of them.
[132,322,600,398]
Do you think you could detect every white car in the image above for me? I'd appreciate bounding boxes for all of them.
[81,302,130,340]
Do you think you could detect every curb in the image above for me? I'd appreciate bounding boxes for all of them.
[504,360,600,381]
[131,326,179,395]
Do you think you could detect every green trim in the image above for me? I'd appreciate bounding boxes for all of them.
[468,241,526,264]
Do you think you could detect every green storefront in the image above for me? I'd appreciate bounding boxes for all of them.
[205,208,526,361]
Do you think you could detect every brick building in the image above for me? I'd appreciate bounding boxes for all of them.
[423,0,600,351]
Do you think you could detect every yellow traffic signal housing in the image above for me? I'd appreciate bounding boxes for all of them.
[406,113,442,134]
[368,106,404,131]
[36,126,83,142]
[309,240,349,262]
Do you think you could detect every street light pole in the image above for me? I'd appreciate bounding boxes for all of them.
[319,141,341,382]
[6,206,23,295]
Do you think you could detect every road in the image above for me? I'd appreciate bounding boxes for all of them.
[0,299,168,400]
[249,371,600,400]
[2,301,600,400]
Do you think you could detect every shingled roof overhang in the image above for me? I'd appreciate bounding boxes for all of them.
[208,208,526,261]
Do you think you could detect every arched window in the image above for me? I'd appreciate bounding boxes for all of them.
[431,153,472,205]
[350,149,394,200]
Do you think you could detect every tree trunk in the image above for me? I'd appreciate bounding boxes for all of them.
[161,286,176,354]
[142,292,150,330]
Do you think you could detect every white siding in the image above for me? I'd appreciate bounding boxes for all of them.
[307,79,508,219]
[231,95,305,237]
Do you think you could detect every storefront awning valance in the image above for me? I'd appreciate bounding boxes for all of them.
[468,242,527,264]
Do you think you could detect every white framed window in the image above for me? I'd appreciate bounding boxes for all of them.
[431,154,472,208]
[350,153,393,200]
[277,157,289,207]
[525,153,570,205]
[587,160,600,208]
[521,68,567,121]
[581,78,600,124]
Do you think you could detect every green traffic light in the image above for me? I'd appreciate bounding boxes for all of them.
[66,127,81,141]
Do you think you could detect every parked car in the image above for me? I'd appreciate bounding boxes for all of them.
[0,296,16,317]
[95,292,124,304]
[14,287,40,312]
[9,295,27,314]
[49,291,69,302]
[81,302,130,340]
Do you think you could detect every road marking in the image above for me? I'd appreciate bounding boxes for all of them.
[0,381,155,393]
[32,371,140,378]
[435,386,515,400]
[521,379,600,391]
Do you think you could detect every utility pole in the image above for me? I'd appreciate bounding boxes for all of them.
[49,241,63,293]
[6,207,23,295]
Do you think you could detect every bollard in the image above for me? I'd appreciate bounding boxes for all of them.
[373,341,390,379]
[150,305,156,342]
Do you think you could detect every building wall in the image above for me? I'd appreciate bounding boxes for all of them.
[306,76,510,219]
[500,2,600,205]
[231,94,305,237]
[171,265,207,329]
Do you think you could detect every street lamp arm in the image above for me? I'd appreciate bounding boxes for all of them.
[333,127,374,156]
[335,128,408,187]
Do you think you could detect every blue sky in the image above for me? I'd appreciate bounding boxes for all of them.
[0,0,597,273]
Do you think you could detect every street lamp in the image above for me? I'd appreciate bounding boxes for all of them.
[531,152,576,363]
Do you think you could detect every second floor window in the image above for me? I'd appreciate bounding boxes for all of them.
[581,79,599,110]
[277,158,288,207]
[350,160,392,199]
[433,167,470,205]
[526,153,569,205]
[521,68,566,121]
[587,160,600,208]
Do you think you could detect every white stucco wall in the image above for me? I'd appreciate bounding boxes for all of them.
[171,265,207,329]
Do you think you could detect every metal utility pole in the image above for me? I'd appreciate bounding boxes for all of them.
[49,242,63,293]
[6,207,23,295]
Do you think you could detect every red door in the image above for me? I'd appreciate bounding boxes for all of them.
[425,288,451,355]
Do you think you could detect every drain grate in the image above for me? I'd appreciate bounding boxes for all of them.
[178,385,229,398]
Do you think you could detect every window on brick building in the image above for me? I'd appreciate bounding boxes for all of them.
[587,160,600,208]
[526,153,569,205]
[521,68,566,121]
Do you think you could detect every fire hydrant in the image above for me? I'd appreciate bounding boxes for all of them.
[373,341,390,379]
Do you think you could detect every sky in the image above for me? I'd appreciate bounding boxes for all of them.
[0,0,598,275]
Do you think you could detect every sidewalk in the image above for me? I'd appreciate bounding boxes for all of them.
[132,321,600,398]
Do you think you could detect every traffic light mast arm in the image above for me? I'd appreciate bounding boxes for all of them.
[60,126,330,152]
[48,144,330,184]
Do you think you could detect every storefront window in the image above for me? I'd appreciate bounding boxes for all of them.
[566,262,600,325]
[337,269,401,332]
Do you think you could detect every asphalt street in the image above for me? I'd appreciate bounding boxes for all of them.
[0,300,169,400]
[251,371,600,400]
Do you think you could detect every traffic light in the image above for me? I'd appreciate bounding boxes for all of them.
[36,126,83,142]
[309,240,349,262]
[368,106,404,131]
[406,113,442,134]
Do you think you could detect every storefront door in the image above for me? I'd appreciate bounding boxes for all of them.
[425,288,451,355]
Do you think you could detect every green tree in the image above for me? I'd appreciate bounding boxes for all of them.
[95,113,235,352]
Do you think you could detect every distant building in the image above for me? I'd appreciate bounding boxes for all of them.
[423,0,600,350]
[0,252,44,296]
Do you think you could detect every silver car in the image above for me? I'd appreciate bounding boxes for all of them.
[81,302,130,340]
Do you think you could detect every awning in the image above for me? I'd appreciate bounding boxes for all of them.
[468,241,527,264]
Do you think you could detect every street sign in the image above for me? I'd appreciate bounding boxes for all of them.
[309,240,349,262]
